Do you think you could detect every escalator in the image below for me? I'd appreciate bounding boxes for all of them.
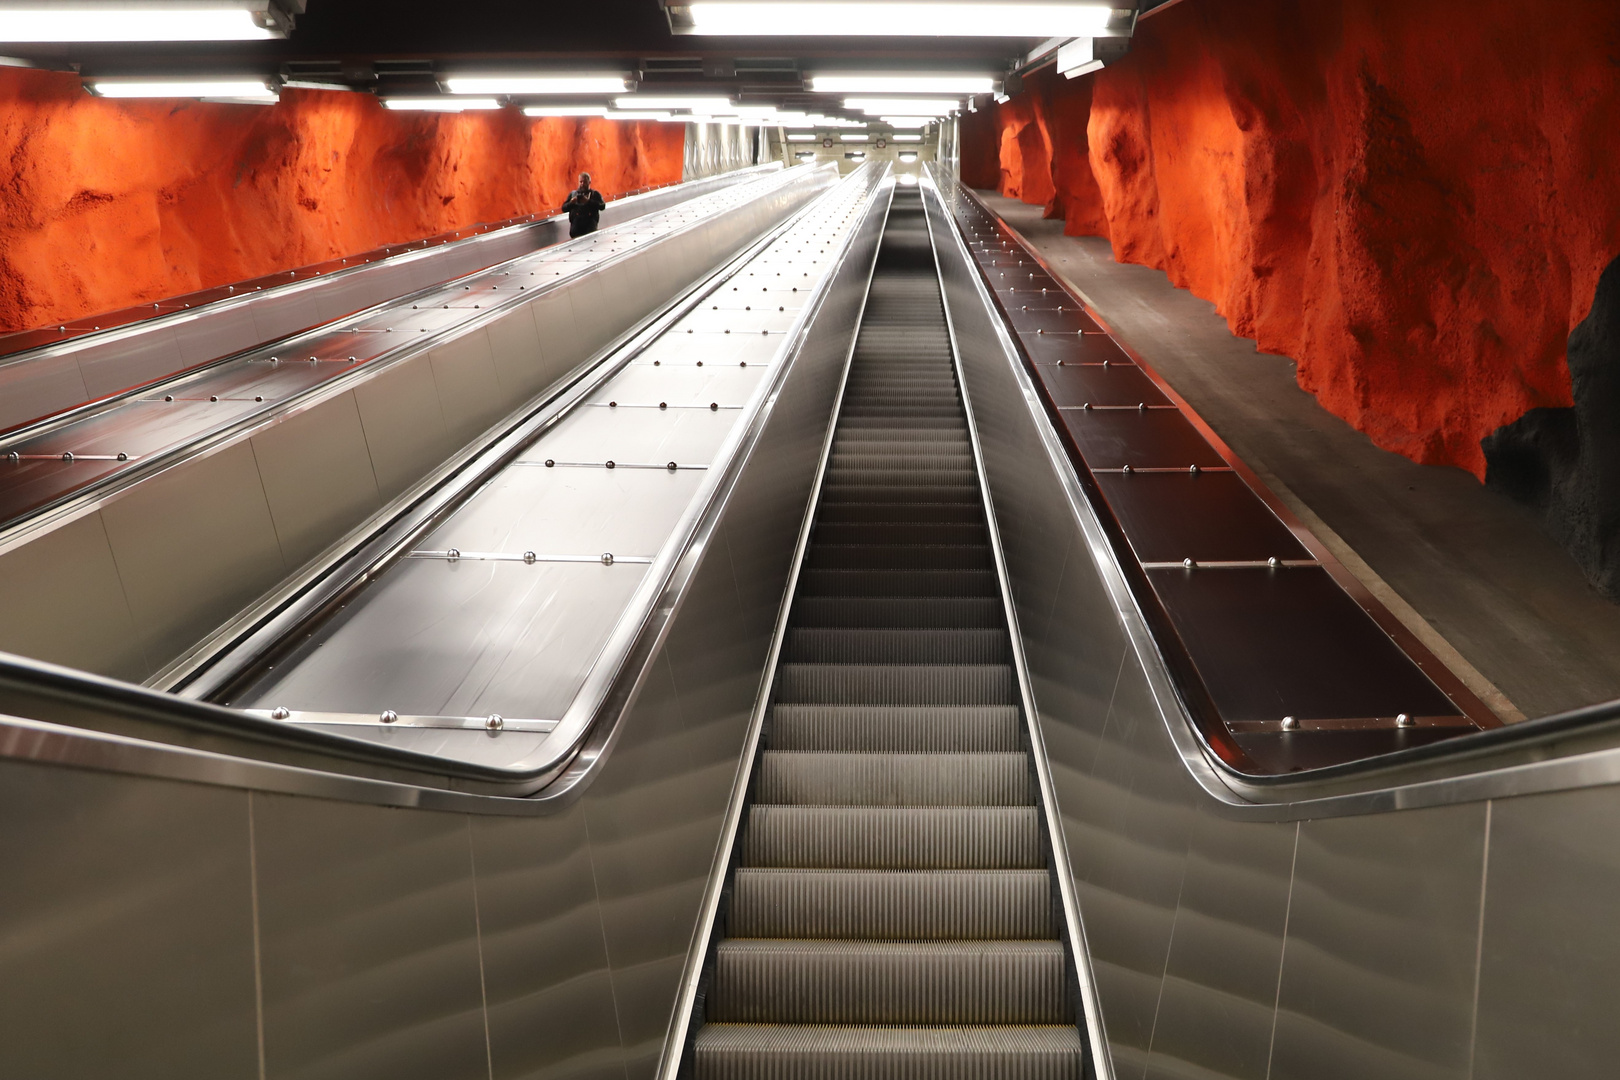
[688,191,1086,1076]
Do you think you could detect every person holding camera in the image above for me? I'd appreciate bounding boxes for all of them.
[562,172,607,238]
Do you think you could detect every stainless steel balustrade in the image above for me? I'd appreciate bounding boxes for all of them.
[922,164,1620,1079]
[0,164,835,686]
[0,167,894,1079]
[0,164,783,434]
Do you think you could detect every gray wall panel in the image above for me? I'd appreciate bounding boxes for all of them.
[427,328,505,446]
[1473,791,1620,1080]
[0,350,89,431]
[352,355,454,502]
[1270,803,1486,1080]
[470,808,626,1080]
[250,393,383,570]
[99,441,289,666]
[0,510,147,679]
[254,793,490,1080]
[0,761,260,1080]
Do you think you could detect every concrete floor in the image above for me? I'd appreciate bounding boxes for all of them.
[979,191,1620,722]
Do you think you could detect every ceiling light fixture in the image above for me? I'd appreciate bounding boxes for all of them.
[844,97,961,116]
[891,134,924,142]
[384,97,501,112]
[881,116,935,128]
[612,95,732,111]
[842,133,869,142]
[674,2,1114,37]
[88,78,278,101]
[522,105,611,117]
[446,75,630,95]
[898,152,920,162]
[786,133,818,142]
[809,74,995,94]
[606,110,677,121]
[0,1,301,41]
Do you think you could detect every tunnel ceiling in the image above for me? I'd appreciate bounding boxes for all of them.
[4,0,1052,107]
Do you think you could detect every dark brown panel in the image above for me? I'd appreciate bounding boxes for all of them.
[1095,471,1312,563]
[1037,363,1169,407]
[1146,566,1460,723]
[1059,408,1227,469]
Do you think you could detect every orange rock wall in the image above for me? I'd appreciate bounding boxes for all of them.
[968,0,1620,477]
[0,66,685,334]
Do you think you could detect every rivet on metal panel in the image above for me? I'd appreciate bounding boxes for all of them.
[523,551,536,564]
[270,706,291,720]
[1189,464,1200,475]
[740,361,748,368]
[255,396,263,402]
[1121,464,1133,474]
[1282,715,1299,730]
[447,548,461,561]
[660,402,668,409]
[710,402,719,411]
[381,710,398,724]
[667,461,678,472]
[5,452,17,463]
[1101,358,1110,367]
[269,356,278,362]
[165,395,174,401]
[1182,558,1194,569]
[609,401,617,407]
[116,452,128,461]
[210,395,219,402]
[545,459,555,467]
[486,714,504,732]
[606,460,616,469]
[1397,713,1414,727]
[601,553,614,565]
[697,361,704,367]
[1081,402,1092,410]
[1137,402,1147,411]
[1268,556,1281,568]
[61,452,73,462]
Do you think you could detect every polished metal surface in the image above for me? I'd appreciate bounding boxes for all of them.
[0,164,783,434]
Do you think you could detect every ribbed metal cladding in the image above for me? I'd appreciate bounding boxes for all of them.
[692,189,1082,1078]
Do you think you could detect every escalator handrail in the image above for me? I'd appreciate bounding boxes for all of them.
[924,164,1620,819]
[0,163,892,809]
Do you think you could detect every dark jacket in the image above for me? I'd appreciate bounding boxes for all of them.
[562,187,606,235]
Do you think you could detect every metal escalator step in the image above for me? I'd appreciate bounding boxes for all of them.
[810,523,986,547]
[754,751,1030,806]
[828,454,975,472]
[775,663,1016,705]
[708,940,1069,1024]
[728,869,1053,939]
[804,544,991,571]
[795,569,1000,598]
[782,628,1009,665]
[693,1023,1084,1080]
[789,597,1003,628]
[740,806,1043,869]
[812,503,985,525]
[818,482,979,503]
[768,704,1020,751]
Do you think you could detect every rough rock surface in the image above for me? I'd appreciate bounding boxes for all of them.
[968,0,1620,480]
[0,67,683,333]
[1485,256,1620,599]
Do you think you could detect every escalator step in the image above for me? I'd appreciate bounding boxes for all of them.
[728,869,1053,939]
[775,663,1016,705]
[707,940,1069,1024]
[804,544,992,571]
[796,569,1000,598]
[754,751,1031,806]
[693,1024,1084,1080]
[740,806,1043,869]
[789,596,1004,628]
[782,628,1009,665]
[812,503,985,525]
[768,705,1020,752]
[810,523,987,547]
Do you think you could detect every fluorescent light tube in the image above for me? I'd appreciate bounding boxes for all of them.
[683,2,1114,37]
[786,133,818,141]
[845,97,960,115]
[810,75,995,94]
[384,97,501,112]
[892,134,924,142]
[842,133,869,142]
[881,116,935,128]
[605,110,675,120]
[0,3,285,42]
[89,78,277,100]
[523,105,611,117]
[446,75,629,95]
[898,152,920,162]
[613,95,732,110]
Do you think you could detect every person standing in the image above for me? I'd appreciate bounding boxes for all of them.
[562,172,606,238]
